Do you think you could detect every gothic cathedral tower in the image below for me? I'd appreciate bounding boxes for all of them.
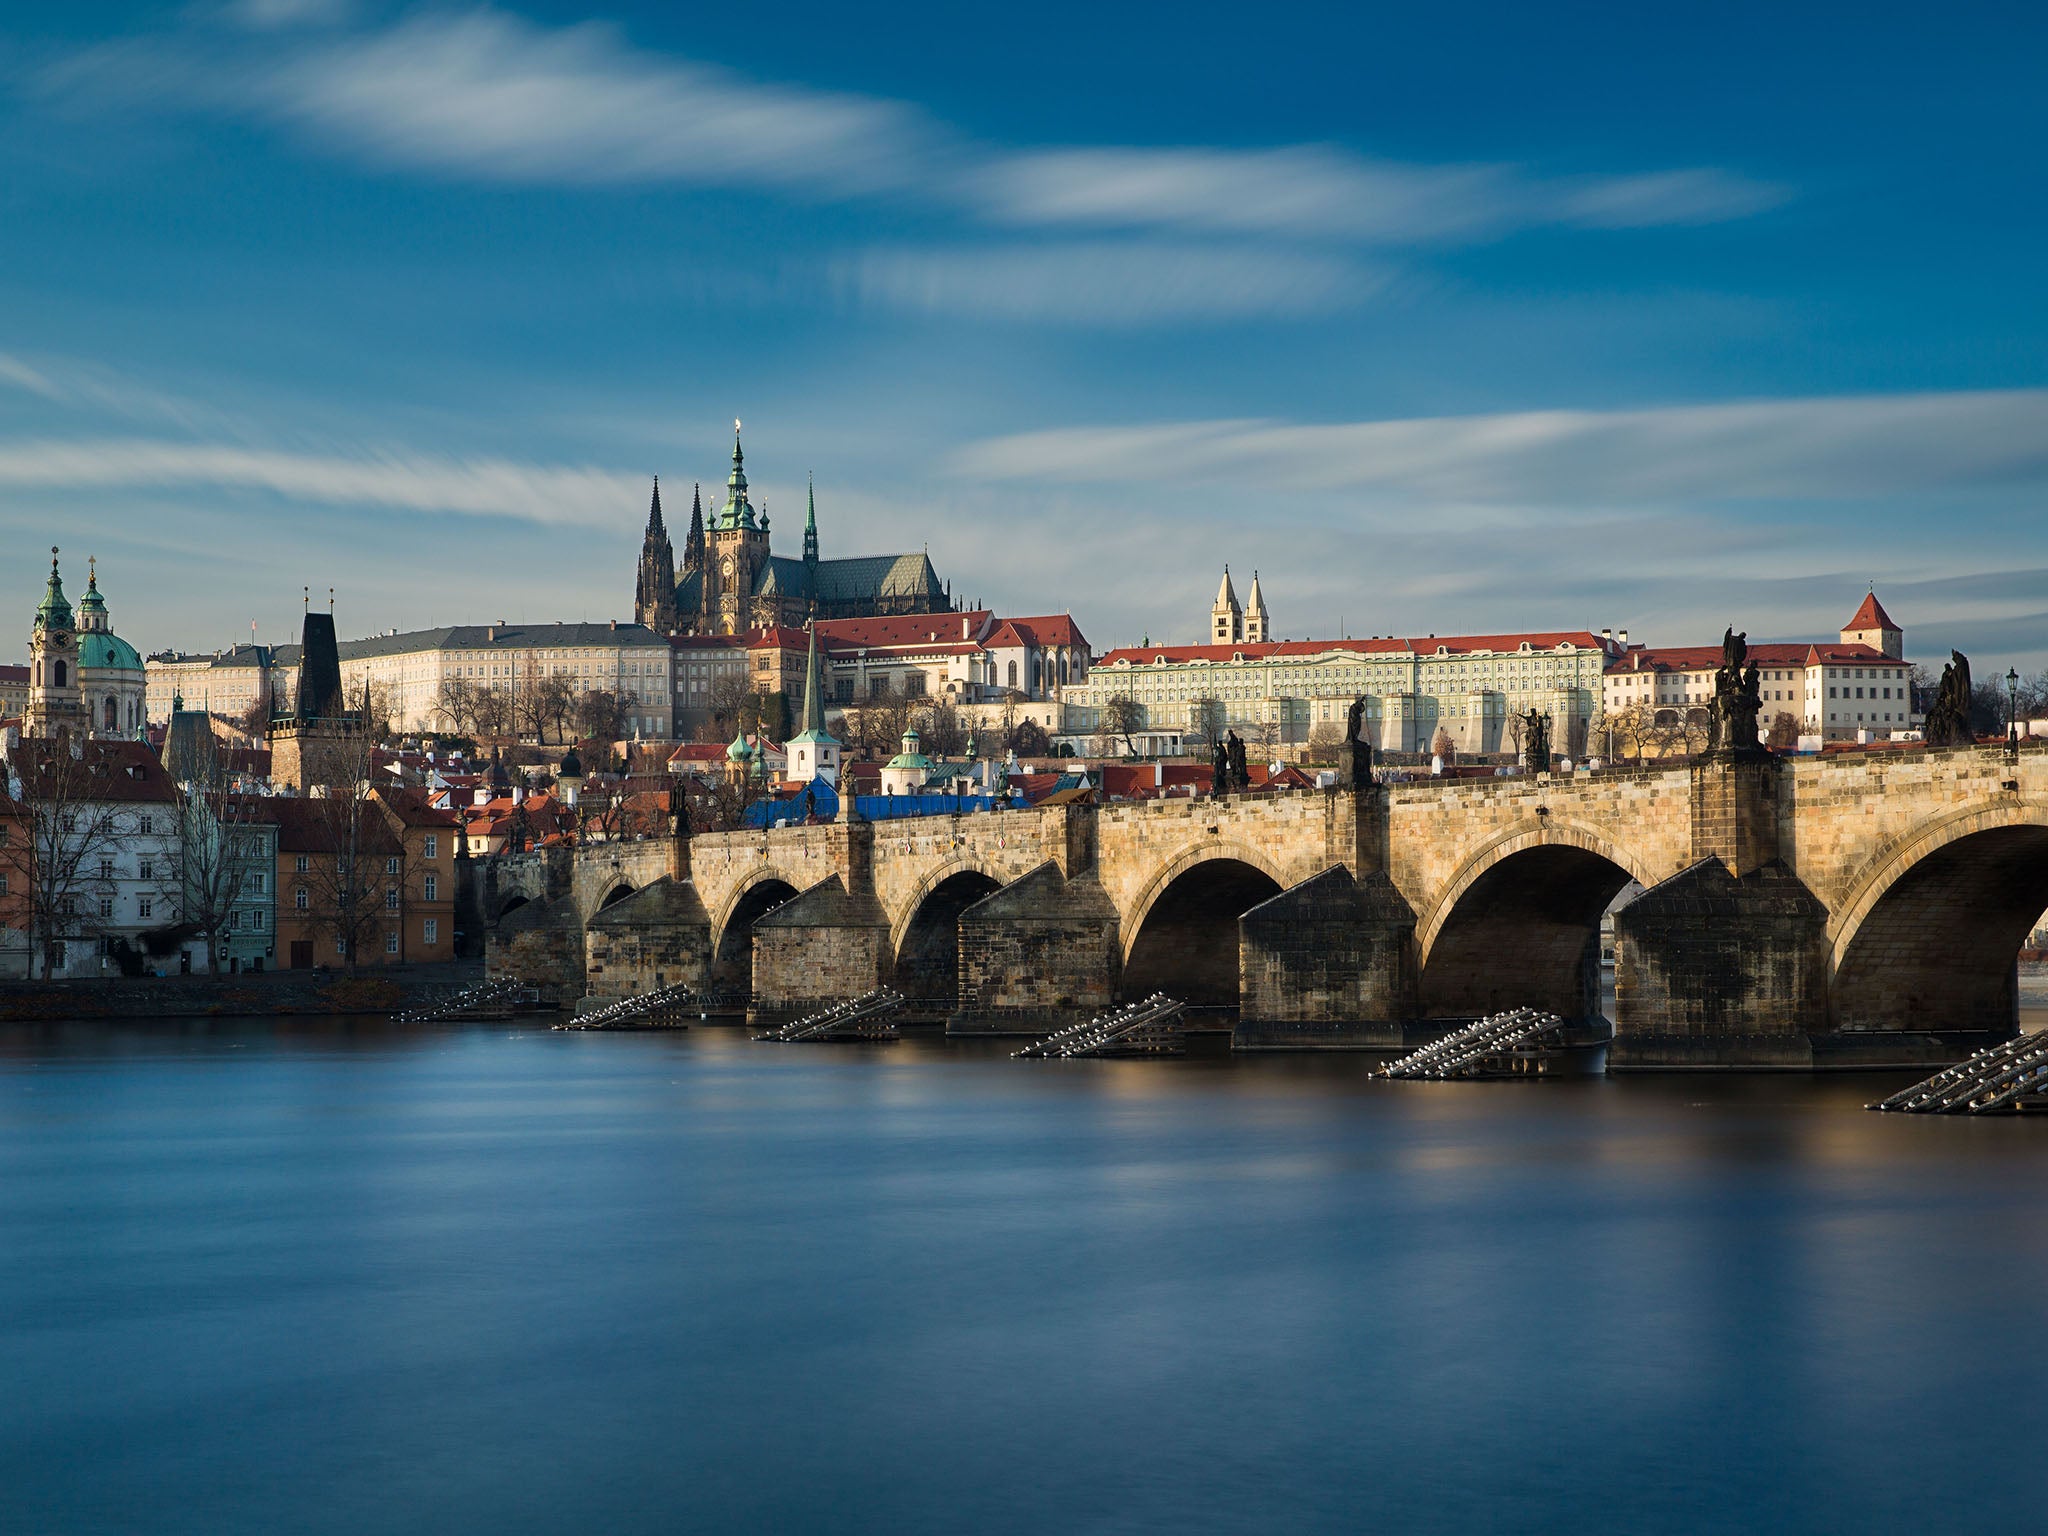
[708,423,769,634]
[26,548,83,738]
[633,478,678,633]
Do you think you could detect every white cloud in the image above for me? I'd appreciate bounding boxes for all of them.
[831,242,1387,324]
[35,8,1784,241]
[208,0,355,30]
[0,438,642,525]
[948,390,2048,503]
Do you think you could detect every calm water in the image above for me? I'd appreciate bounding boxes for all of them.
[6,1017,2048,1535]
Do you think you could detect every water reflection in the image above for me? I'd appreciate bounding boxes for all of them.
[5,1014,2048,1535]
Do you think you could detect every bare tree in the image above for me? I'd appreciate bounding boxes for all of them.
[172,730,269,977]
[1,738,140,979]
[1306,722,1344,763]
[431,676,481,737]
[575,688,627,744]
[1766,711,1801,751]
[1006,718,1051,758]
[1186,697,1225,750]
[471,683,514,743]
[916,700,968,758]
[1102,695,1145,757]
[1601,705,1655,764]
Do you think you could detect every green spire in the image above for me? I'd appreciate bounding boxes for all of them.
[720,417,755,531]
[35,547,71,630]
[790,620,838,746]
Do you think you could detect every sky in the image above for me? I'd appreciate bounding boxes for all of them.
[3,0,2046,668]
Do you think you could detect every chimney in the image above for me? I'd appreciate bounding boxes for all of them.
[486,626,495,642]
[609,619,617,631]
[1619,628,1629,647]
[1601,627,1613,644]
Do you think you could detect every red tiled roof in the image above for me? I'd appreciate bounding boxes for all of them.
[812,611,994,650]
[1607,642,1900,675]
[4,739,180,803]
[985,614,1090,650]
[1099,631,1607,666]
[0,664,27,683]
[1844,591,1900,632]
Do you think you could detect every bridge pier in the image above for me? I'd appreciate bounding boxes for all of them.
[1236,867,1418,1049]
[584,879,712,1002]
[950,863,1120,1035]
[749,875,892,1030]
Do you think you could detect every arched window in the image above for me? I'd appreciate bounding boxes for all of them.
[104,697,117,731]
[53,660,66,688]
[1058,655,1069,686]
[1007,662,1018,688]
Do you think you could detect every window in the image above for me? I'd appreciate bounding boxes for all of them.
[386,856,401,875]
[295,888,308,911]
[138,860,153,881]
[98,897,114,919]
[424,918,439,946]
[385,888,400,911]
[139,816,153,835]
[384,931,400,954]
[337,936,348,955]
[251,873,265,894]
[229,910,239,929]
[0,875,6,897]
[62,814,77,833]
[253,910,265,931]
[295,854,310,873]
[138,898,153,919]
[100,859,114,880]
[424,874,438,902]
[423,834,438,859]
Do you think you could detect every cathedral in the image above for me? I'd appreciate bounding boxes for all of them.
[634,425,953,636]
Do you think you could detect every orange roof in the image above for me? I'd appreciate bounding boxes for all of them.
[1844,591,1900,632]
[1099,631,1607,666]
[812,611,994,649]
[985,614,1089,650]
[1608,642,1900,675]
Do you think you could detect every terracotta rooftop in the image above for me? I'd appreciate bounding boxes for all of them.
[1098,631,1609,666]
[1844,591,1900,632]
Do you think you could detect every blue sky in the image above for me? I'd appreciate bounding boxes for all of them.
[3,0,2045,667]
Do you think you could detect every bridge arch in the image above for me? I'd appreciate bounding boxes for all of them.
[1416,821,1650,1024]
[891,858,1005,1015]
[710,867,805,995]
[1120,841,1287,1007]
[594,881,637,912]
[1828,802,2048,1034]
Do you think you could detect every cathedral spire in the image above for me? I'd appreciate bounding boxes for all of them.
[645,476,665,536]
[684,482,705,570]
[720,418,756,530]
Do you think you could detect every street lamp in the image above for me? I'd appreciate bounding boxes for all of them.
[2008,667,2022,750]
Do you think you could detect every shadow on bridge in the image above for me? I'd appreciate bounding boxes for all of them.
[1833,823,2048,1034]
[1123,858,1283,1008]
[1421,844,1636,1025]
[896,870,1002,1018]
[715,878,800,999]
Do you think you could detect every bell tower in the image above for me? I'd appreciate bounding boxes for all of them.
[710,420,770,633]
[26,547,83,738]
[633,478,678,633]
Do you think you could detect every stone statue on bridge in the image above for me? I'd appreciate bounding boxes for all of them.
[1226,731,1250,792]
[1924,650,1975,747]
[1519,709,1550,774]
[1211,737,1229,797]
[1338,695,1374,788]
[1709,627,1767,755]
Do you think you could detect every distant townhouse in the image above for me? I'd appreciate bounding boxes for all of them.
[369,787,461,962]
[0,734,195,977]
[0,664,27,722]
[258,798,407,970]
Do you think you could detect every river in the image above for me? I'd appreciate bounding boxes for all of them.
[5,993,2048,1535]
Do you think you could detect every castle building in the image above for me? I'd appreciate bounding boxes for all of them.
[634,425,952,636]
[26,551,145,740]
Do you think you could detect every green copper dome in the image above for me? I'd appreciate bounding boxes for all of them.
[79,630,144,673]
[77,565,107,618]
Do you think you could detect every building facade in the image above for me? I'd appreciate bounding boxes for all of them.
[636,427,953,637]
[1069,630,1616,756]
[1602,594,1918,748]
[145,644,287,727]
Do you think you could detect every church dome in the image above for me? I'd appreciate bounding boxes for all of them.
[79,630,143,674]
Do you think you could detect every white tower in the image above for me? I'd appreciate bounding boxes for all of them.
[1211,566,1243,645]
[26,548,83,738]
[1243,570,1270,643]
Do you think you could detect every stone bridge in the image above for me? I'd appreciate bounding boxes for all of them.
[485,741,2048,1067]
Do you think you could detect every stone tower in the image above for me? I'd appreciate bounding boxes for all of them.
[1211,566,1243,645]
[708,423,769,634]
[633,478,678,634]
[1841,591,1903,660]
[1243,570,1270,643]
[26,548,83,738]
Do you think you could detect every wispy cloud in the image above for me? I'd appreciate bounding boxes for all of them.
[0,438,641,525]
[35,7,1785,242]
[831,242,1389,324]
[971,150,1786,243]
[949,390,2048,502]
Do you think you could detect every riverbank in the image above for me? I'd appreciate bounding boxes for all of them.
[0,961,486,1022]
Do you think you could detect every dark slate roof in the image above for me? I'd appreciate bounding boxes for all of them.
[331,622,670,659]
[752,553,945,605]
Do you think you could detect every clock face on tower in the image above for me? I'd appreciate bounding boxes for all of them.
[721,556,734,579]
